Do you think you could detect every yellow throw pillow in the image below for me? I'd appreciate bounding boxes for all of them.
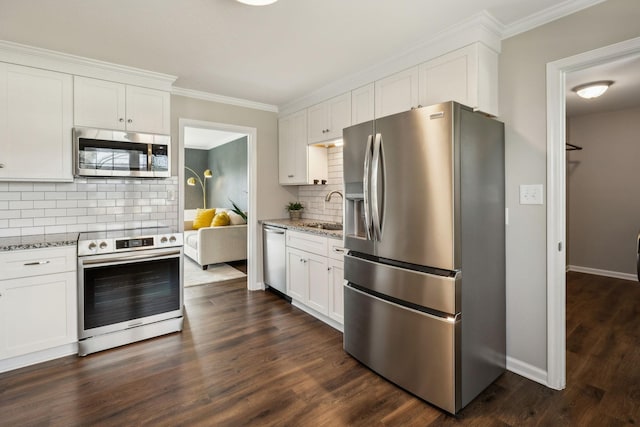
[211,211,230,227]
[192,208,216,229]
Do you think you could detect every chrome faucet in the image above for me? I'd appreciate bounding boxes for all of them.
[325,190,343,202]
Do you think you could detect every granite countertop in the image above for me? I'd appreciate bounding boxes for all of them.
[0,233,79,252]
[261,219,343,240]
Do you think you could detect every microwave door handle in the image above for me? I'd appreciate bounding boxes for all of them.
[363,134,373,240]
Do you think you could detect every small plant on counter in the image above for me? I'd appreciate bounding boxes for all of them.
[286,202,304,220]
[286,202,304,211]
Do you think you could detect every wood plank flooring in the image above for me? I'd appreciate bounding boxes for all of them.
[0,272,639,426]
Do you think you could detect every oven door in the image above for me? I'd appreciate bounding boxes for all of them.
[78,247,183,339]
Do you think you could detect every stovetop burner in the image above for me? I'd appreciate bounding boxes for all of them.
[77,227,183,256]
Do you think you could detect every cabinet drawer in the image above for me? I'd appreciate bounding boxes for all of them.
[286,230,327,256]
[0,247,76,280]
[328,238,347,261]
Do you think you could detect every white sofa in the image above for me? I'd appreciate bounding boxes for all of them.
[183,209,247,270]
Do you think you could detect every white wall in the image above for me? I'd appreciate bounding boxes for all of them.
[500,0,640,373]
[567,107,640,275]
[298,146,343,223]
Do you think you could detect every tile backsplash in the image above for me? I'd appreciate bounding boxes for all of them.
[0,177,178,237]
[298,146,344,223]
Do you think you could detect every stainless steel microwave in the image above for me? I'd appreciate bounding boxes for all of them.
[73,127,171,178]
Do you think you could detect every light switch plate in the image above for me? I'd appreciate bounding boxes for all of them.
[520,184,544,205]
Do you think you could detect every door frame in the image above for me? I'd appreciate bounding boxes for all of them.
[546,36,640,390]
[178,118,259,291]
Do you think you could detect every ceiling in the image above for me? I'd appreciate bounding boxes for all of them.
[184,127,245,150]
[566,54,640,117]
[0,0,602,108]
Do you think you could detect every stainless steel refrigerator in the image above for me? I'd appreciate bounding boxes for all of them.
[342,101,505,414]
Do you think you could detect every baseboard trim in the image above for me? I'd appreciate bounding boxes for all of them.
[0,343,78,374]
[506,356,548,387]
[291,300,344,333]
[567,265,637,282]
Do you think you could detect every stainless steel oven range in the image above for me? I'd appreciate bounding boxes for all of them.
[77,227,183,356]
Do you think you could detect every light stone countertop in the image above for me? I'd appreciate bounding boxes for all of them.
[261,219,343,240]
[0,233,79,252]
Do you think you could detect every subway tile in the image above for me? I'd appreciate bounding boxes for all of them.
[22,226,46,236]
[87,223,106,232]
[67,224,88,233]
[56,200,79,208]
[56,183,76,191]
[56,216,77,225]
[34,200,57,209]
[97,200,116,208]
[33,183,57,191]
[0,210,21,219]
[9,183,33,192]
[76,183,97,192]
[77,200,98,208]
[0,201,7,210]
[10,218,33,227]
[106,206,125,215]
[125,192,142,199]
[67,192,88,200]
[116,199,134,207]
[67,208,88,216]
[0,192,21,201]
[77,216,98,224]
[87,192,106,200]
[21,209,45,218]
[106,192,125,199]
[87,208,106,216]
[21,192,45,201]
[97,215,116,223]
[106,222,125,231]
[9,200,34,210]
[44,225,67,234]
[44,208,68,217]
[45,192,67,200]
[0,228,19,237]
[0,183,7,191]
[97,184,116,192]
[33,217,57,226]
[0,219,7,228]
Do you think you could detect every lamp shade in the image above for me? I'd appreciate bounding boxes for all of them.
[204,169,213,178]
[187,177,196,186]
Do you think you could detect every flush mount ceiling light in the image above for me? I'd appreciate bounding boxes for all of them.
[236,0,278,5]
[572,80,614,99]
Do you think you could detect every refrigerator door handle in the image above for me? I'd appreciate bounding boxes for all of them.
[371,133,385,241]
[363,134,374,240]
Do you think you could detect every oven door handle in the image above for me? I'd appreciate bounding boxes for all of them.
[80,249,182,267]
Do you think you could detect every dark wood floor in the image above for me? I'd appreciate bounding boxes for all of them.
[1,272,639,426]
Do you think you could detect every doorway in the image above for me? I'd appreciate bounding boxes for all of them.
[178,118,259,291]
[546,36,640,390]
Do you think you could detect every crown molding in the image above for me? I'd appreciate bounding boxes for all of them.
[0,39,177,90]
[278,11,503,116]
[501,0,607,39]
[171,87,278,113]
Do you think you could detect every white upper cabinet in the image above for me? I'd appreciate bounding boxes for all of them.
[374,66,420,119]
[419,43,498,116]
[307,92,351,144]
[278,110,308,185]
[74,76,171,134]
[351,83,375,125]
[0,63,73,182]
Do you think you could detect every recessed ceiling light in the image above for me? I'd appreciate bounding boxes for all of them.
[236,0,278,5]
[572,80,614,99]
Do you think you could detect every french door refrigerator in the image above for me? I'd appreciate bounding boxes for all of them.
[342,101,505,414]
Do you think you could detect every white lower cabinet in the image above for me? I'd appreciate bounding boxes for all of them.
[285,230,344,329]
[0,247,77,371]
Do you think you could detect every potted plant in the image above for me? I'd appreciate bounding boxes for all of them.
[286,202,304,220]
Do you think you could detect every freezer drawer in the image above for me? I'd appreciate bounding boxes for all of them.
[344,254,460,315]
[344,284,460,413]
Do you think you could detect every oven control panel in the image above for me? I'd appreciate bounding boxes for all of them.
[77,233,183,256]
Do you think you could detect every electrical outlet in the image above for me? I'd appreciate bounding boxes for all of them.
[520,184,543,205]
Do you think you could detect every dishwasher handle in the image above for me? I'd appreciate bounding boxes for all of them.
[264,226,285,235]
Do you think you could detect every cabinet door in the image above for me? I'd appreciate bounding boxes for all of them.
[307,102,328,144]
[0,63,73,182]
[0,272,77,359]
[352,83,374,125]
[125,85,171,134]
[278,110,308,185]
[286,247,307,301]
[306,252,329,315]
[325,92,351,141]
[374,66,419,118]
[328,258,344,323]
[74,76,126,130]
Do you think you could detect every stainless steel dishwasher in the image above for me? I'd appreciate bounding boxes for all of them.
[263,224,288,298]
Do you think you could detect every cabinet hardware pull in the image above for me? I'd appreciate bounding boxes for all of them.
[127,119,133,123]
[332,248,344,253]
[288,174,294,178]
[0,163,4,168]
[24,260,50,266]
[119,118,124,122]
[327,267,331,271]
